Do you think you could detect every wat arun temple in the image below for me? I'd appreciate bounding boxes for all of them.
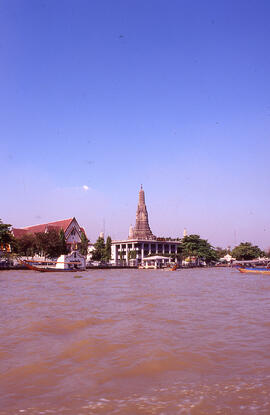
[128,185,156,240]
[111,186,181,265]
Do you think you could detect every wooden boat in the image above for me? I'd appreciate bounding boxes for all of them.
[238,267,270,275]
[20,260,58,272]
[170,264,178,271]
[18,258,83,272]
[17,251,86,272]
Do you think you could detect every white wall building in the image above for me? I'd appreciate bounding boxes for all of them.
[111,239,181,266]
[111,186,182,266]
[56,251,86,270]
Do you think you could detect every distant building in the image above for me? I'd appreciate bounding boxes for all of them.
[219,254,236,263]
[12,217,86,252]
[56,251,86,270]
[111,187,181,265]
[86,243,95,263]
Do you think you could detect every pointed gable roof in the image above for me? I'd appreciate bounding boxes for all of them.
[12,218,75,238]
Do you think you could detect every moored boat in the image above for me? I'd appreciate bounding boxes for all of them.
[19,259,72,272]
[18,251,86,272]
[238,267,270,275]
[170,264,178,271]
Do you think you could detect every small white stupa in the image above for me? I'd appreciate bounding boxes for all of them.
[129,225,134,239]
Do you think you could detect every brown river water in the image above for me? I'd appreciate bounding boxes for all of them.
[1,268,270,414]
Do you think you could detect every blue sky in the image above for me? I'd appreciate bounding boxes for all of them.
[1,0,270,249]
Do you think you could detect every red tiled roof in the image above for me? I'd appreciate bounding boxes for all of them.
[13,218,74,238]
[12,228,28,238]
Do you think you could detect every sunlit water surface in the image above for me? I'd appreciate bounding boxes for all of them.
[1,268,270,414]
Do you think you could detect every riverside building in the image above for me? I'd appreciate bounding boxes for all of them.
[12,217,86,252]
[111,186,181,266]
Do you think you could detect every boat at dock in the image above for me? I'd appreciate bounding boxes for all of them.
[19,259,74,272]
[238,267,270,275]
[18,251,86,272]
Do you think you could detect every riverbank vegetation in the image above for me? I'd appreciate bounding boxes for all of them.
[231,242,265,260]
[92,235,112,262]
[0,219,268,263]
[0,219,16,252]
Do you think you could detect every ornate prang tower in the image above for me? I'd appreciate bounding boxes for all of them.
[129,185,156,240]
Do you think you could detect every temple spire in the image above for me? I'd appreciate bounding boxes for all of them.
[129,187,156,240]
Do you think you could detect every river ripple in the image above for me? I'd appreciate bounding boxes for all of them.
[1,268,270,414]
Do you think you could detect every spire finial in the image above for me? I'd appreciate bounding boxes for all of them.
[140,184,143,190]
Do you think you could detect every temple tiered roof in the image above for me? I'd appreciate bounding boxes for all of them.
[129,186,156,240]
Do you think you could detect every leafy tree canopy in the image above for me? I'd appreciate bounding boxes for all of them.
[0,219,15,249]
[231,242,265,261]
[104,236,112,261]
[92,236,105,261]
[181,234,218,263]
[59,228,69,255]
[214,247,230,259]
[79,231,89,256]
[35,229,64,258]
[91,235,112,262]
[128,249,137,260]
[16,234,37,257]
[16,228,71,258]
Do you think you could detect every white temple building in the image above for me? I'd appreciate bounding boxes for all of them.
[111,187,181,266]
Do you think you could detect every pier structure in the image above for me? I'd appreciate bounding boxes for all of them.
[111,186,181,265]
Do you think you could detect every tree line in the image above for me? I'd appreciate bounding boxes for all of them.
[180,235,266,263]
[0,218,268,262]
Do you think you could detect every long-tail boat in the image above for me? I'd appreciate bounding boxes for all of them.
[238,267,270,275]
[18,258,79,272]
[17,251,86,272]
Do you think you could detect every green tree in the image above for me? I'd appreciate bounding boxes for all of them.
[35,232,48,256]
[214,247,230,259]
[181,234,218,264]
[34,229,64,259]
[128,249,137,260]
[44,229,64,258]
[104,236,112,262]
[119,250,124,265]
[59,228,68,255]
[0,219,16,252]
[17,228,70,259]
[79,231,89,256]
[16,234,37,257]
[92,236,105,261]
[231,242,265,260]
